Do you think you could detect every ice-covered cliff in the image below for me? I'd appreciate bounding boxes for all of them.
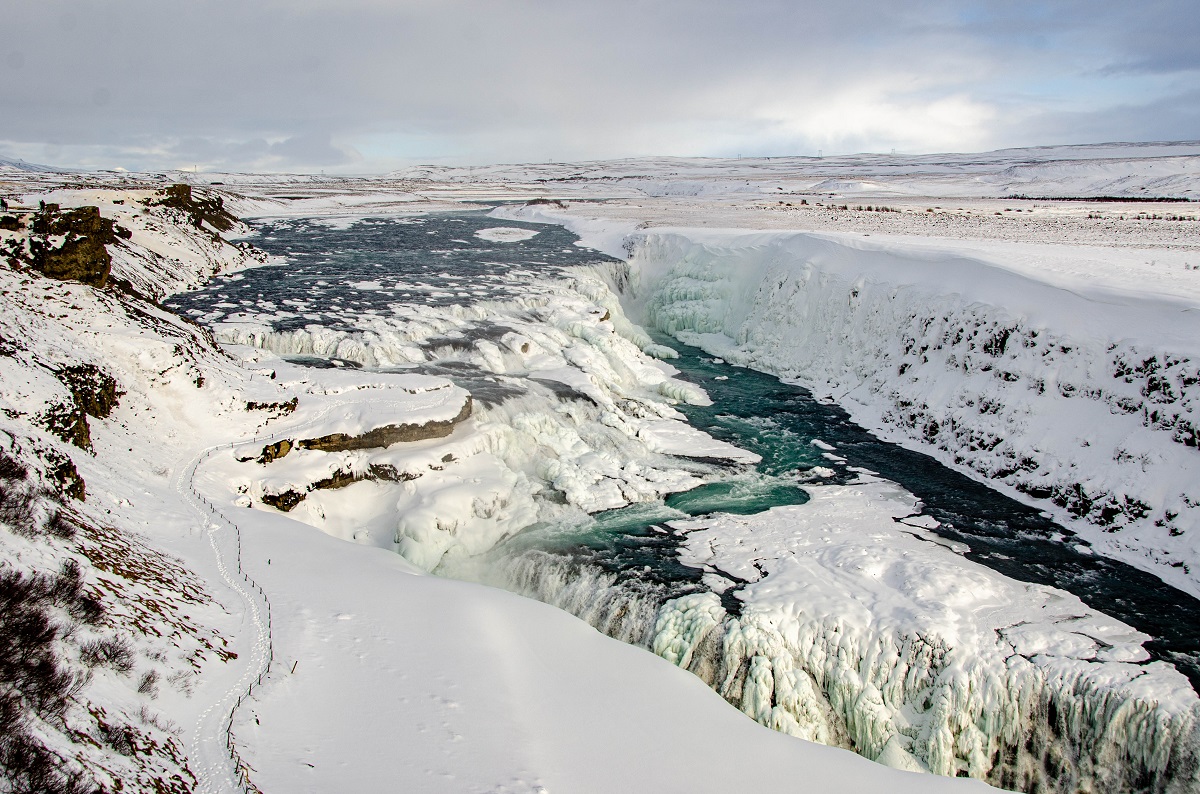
[660,482,1200,792]
[463,475,1200,792]
[600,227,1200,597]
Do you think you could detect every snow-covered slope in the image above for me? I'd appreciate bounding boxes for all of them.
[0,188,274,791]
[638,231,1200,594]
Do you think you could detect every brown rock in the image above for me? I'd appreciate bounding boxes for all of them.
[298,397,472,452]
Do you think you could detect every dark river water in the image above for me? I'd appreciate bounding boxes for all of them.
[167,210,1200,690]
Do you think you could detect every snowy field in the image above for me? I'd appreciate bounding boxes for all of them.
[1,142,1199,792]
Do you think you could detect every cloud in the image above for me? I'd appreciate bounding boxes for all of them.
[1020,87,1200,146]
[160,133,356,171]
[2,0,1197,172]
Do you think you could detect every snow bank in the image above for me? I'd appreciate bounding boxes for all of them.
[637,419,762,463]
[226,506,996,793]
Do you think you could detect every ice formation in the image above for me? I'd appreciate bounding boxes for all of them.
[210,214,1200,791]
[1,187,998,794]
[661,483,1200,792]
[475,226,540,242]
[221,269,747,571]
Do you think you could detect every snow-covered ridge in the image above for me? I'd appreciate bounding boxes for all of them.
[2,186,270,300]
[0,188,283,791]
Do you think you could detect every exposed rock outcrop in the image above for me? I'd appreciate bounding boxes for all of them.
[59,364,123,421]
[254,397,472,513]
[256,439,293,465]
[298,397,473,452]
[146,184,237,234]
[37,365,123,453]
[4,204,125,287]
[246,397,298,414]
[261,489,305,512]
[260,464,418,512]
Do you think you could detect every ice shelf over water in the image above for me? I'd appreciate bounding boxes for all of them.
[659,481,1200,791]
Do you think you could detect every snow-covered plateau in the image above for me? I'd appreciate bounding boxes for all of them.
[2,142,1199,793]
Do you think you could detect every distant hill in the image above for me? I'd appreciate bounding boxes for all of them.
[0,155,73,173]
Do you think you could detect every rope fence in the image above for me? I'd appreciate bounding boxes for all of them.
[184,397,415,792]
[188,442,274,794]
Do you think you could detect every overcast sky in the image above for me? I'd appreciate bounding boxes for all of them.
[3,0,1197,173]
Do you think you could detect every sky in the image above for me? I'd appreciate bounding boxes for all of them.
[2,0,1198,173]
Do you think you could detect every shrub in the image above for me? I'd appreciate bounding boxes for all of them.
[0,450,27,482]
[79,636,134,674]
[0,711,97,794]
[46,510,77,541]
[0,567,99,793]
[0,483,37,536]
[52,560,103,625]
[98,721,136,757]
[136,669,159,698]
